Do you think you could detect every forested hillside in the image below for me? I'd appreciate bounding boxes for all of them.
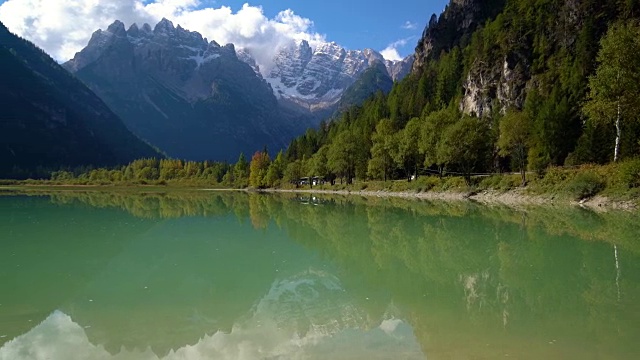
[249,0,640,187]
[0,22,162,179]
[334,62,394,115]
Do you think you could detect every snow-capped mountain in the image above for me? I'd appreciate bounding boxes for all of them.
[64,19,309,161]
[65,18,242,102]
[63,19,412,160]
[253,39,413,111]
[386,55,414,82]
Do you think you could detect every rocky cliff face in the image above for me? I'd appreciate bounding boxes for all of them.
[262,39,412,112]
[460,57,528,117]
[412,0,512,116]
[413,0,505,73]
[386,56,414,82]
[452,0,582,117]
[65,19,307,161]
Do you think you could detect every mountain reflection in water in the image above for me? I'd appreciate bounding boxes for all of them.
[1,271,421,360]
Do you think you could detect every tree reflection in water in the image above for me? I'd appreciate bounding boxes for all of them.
[0,191,638,359]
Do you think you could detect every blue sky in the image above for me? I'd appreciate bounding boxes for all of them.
[206,0,449,57]
[0,0,450,61]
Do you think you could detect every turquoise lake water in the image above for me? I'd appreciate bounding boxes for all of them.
[0,191,638,359]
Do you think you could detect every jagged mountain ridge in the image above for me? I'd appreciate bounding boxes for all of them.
[0,21,161,178]
[65,19,308,161]
[412,0,506,73]
[262,39,413,112]
[65,19,413,160]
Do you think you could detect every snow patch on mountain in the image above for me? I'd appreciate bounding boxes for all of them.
[238,39,413,110]
[66,18,413,114]
[188,53,221,68]
[67,18,232,76]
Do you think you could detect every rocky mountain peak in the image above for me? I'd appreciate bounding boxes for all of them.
[293,39,313,57]
[154,18,175,34]
[223,43,236,54]
[126,22,154,46]
[127,23,139,37]
[237,48,261,74]
[64,20,132,72]
[106,20,126,36]
[315,42,346,59]
[386,55,414,81]
[261,39,410,112]
[64,19,413,140]
[298,39,311,49]
[65,19,223,77]
[412,0,504,73]
[63,18,302,162]
[362,48,384,63]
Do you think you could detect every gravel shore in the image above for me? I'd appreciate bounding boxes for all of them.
[257,188,637,211]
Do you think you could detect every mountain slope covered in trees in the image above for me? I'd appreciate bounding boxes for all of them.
[335,62,394,115]
[0,22,161,179]
[250,0,640,186]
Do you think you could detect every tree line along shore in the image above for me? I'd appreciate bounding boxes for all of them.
[1,156,638,210]
[4,12,640,210]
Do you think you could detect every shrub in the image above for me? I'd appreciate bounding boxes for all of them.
[390,180,414,192]
[564,171,605,200]
[440,176,468,191]
[477,176,495,190]
[540,167,569,188]
[618,158,640,188]
[418,176,442,192]
[478,174,521,191]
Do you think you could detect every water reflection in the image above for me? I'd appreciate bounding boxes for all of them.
[1,271,421,360]
[0,191,639,359]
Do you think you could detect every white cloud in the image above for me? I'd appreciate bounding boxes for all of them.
[401,21,417,30]
[0,0,326,72]
[0,0,154,60]
[380,38,409,61]
[380,47,402,62]
[167,4,325,73]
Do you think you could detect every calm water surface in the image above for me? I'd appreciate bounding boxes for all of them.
[0,191,639,359]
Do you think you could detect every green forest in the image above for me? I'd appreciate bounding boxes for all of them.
[274,1,640,186]
[9,0,640,202]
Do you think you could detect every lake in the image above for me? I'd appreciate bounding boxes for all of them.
[0,191,639,359]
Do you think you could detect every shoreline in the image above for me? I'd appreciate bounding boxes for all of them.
[1,184,637,211]
[256,187,638,212]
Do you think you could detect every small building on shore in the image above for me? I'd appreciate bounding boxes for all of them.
[297,176,325,186]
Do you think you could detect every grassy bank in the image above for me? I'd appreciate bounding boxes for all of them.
[0,178,231,189]
[2,161,639,209]
[271,161,640,209]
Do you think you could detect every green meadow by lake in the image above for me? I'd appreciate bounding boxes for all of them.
[0,191,639,359]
